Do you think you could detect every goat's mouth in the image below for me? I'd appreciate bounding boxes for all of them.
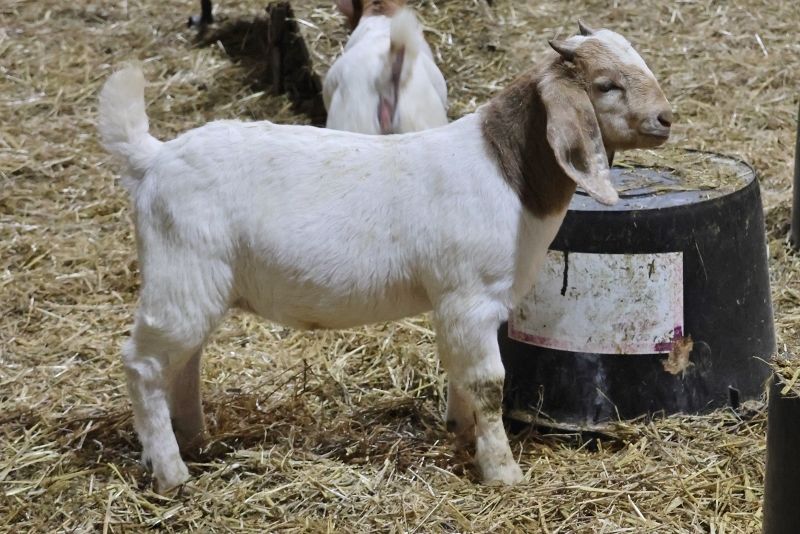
[638,117,671,144]
[639,128,671,144]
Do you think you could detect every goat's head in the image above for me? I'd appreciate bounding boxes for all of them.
[504,22,673,206]
[549,22,672,154]
[335,0,406,31]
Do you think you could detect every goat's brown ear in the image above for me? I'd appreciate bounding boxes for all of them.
[539,75,618,205]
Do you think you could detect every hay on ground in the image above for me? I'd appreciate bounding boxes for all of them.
[2,0,799,531]
[772,352,800,398]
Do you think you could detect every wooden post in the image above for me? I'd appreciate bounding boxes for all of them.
[763,367,800,534]
[790,102,800,249]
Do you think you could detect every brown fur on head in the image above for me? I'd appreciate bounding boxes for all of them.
[482,23,671,216]
[335,0,406,31]
[482,66,597,217]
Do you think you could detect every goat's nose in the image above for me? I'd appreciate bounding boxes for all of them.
[657,110,673,128]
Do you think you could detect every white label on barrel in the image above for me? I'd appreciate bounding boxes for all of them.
[509,251,684,354]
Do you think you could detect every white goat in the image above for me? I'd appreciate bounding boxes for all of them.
[98,22,672,492]
[323,0,448,134]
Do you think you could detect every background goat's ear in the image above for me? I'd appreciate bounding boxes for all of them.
[541,79,618,205]
[335,0,353,17]
[335,0,359,29]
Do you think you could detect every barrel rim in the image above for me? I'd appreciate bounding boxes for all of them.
[570,148,758,213]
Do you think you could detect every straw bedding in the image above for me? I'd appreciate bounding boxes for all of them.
[772,353,800,399]
[2,0,799,531]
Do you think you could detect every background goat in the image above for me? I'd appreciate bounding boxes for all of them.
[323,0,448,133]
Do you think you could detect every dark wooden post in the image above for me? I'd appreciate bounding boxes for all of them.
[790,102,800,249]
[763,363,800,534]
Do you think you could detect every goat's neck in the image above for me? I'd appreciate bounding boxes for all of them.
[480,65,578,218]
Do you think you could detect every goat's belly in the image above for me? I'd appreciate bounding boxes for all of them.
[236,277,432,330]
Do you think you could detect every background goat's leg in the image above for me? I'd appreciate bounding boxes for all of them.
[188,0,213,27]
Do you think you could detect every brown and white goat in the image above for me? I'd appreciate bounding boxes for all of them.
[98,22,671,491]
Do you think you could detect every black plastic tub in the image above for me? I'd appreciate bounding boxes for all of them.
[763,358,800,534]
[500,150,775,430]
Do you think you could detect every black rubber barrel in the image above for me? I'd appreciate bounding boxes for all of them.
[500,150,775,429]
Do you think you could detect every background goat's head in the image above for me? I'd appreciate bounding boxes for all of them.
[335,0,406,31]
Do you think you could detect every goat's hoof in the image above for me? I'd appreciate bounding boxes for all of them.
[187,13,213,29]
[154,461,190,494]
[144,453,190,494]
[141,453,154,473]
[480,461,523,486]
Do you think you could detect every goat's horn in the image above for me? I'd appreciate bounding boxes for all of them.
[577,20,596,36]
[549,39,578,61]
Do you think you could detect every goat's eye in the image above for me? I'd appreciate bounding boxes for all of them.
[596,80,622,93]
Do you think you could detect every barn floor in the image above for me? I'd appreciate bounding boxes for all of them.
[2,0,799,531]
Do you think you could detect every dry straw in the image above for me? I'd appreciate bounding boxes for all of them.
[772,353,800,398]
[2,0,799,531]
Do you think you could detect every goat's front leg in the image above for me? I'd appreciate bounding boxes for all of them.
[435,298,523,485]
[445,375,475,446]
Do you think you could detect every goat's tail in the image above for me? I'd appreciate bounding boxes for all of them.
[388,8,422,75]
[98,66,162,187]
[378,8,423,133]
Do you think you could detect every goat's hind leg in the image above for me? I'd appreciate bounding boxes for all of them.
[123,318,219,492]
[123,256,230,491]
[169,349,207,457]
[123,325,195,492]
